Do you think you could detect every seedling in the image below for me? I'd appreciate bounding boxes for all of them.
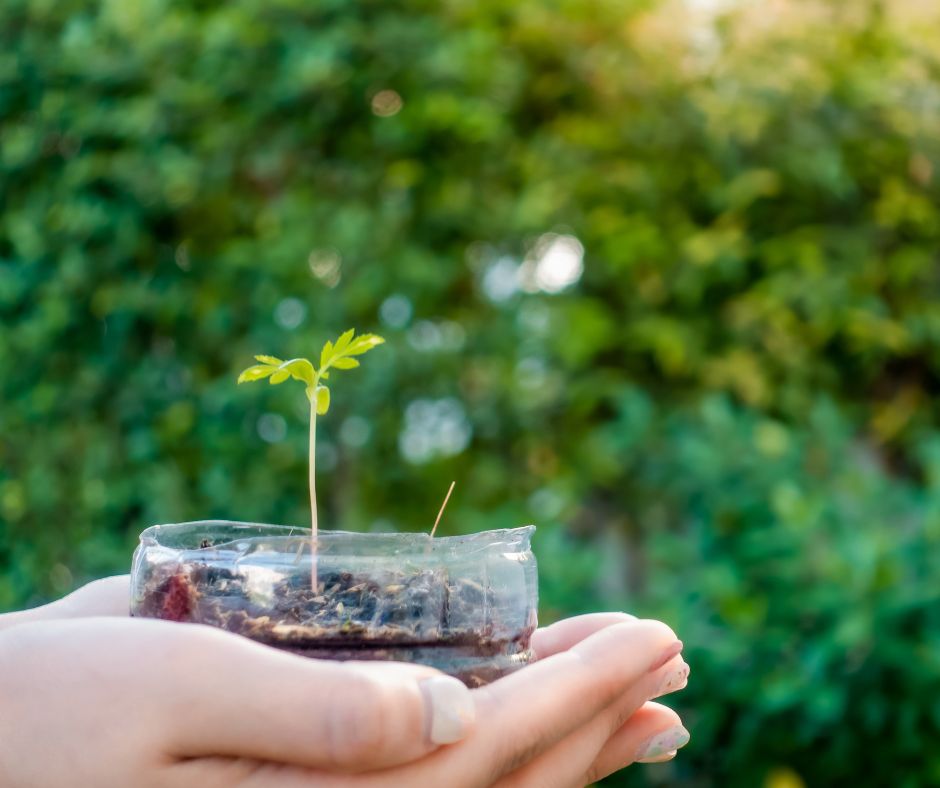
[131,332,538,688]
[237,329,385,549]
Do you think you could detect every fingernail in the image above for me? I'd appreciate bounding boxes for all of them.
[421,676,475,745]
[652,659,690,698]
[649,640,683,672]
[635,725,690,762]
[638,749,677,764]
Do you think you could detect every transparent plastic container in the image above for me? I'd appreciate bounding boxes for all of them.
[131,521,538,686]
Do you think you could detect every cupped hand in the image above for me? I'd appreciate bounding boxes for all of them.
[0,616,476,787]
[0,579,690,787]
[0,575,131,631]
[298,614,690,788]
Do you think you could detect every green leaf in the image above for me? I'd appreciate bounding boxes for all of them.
[280,358,316,385]
[315,385,331,415]
[333,328,355,355]
[237,365,275,383]
[346,334,385,355]
[319,340,334,370]
[239,331,382,413]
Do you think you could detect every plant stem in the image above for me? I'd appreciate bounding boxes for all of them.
[430,481,456,539]
[309,398,318,586]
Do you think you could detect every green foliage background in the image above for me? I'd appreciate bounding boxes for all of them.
[3,0,940,784]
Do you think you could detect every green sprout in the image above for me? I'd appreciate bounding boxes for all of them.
[237,329,385,540]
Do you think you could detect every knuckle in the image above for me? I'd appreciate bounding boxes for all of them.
[325,673,390,766]
[492,738,543,783]
[611,701,636,732]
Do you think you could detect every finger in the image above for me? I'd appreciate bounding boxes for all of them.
[489,652,689,788]
[501,703,689,788]
[531,612,636,659]
[471,620,680,783]
[134,620,475,771]
[590,702,690,776]
[56,576,131,617]
[0,576,131,632]
[313,619,681,788]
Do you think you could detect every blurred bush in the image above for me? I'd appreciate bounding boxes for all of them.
[3,0,940,784]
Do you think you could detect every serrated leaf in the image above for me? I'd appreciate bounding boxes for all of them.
[269,369,290,384]
[315,385,331,415]
[331,357,360,370]
[333,328,355,354]
[237,365,276,383]
[319,340,334,370]
[280,358,316,385]
[255,355,283,365]
[346,334,386,355]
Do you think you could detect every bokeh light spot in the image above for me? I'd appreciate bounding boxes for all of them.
[308,249,342,288]
[274,297,307,330]
[340,416,372,448]
[482,256,520,302]
[257,413,287,444]
[529,234,584,294]
[380,294,413,328]
[371,89,403,117]
[399,397,473,464]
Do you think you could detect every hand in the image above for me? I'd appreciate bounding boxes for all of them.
[0,616,476,787]
[0,575,130,631]
[301,614,690,787]
[0,580,690,786]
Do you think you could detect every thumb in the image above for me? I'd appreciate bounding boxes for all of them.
[0,576,131,632]
[151,622,476,771]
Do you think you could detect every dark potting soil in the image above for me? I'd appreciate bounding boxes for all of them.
[134,562,534,687]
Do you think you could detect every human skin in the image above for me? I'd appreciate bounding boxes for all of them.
[0,578,690,787]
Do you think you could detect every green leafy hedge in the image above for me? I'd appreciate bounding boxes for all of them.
[3,0,940,784]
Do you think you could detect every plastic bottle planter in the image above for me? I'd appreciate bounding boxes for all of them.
[131,521,539,687]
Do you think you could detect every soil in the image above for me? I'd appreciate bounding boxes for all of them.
[134,561,535,687]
